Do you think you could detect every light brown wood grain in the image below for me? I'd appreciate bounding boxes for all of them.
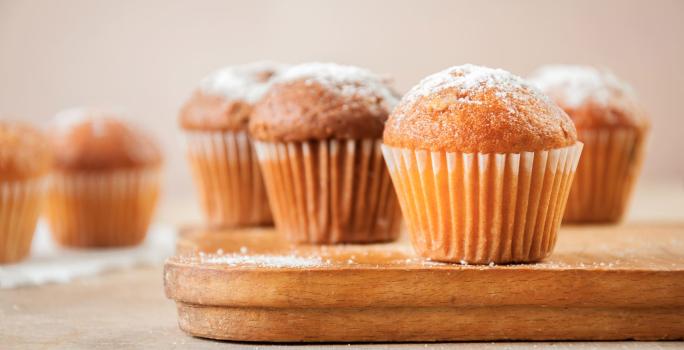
[164,223,684,342]
[176,304,683,342]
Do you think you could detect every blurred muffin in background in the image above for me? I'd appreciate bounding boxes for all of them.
[530,65,650,223]
[250,62,402,244]
[0,121,51,263]
[383,64,582,264]
[46,109,162,247]
[179,62,287,228]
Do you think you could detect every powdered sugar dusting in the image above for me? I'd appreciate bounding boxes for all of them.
[403,64,545,109]
[0,122,50,176]
[196,252,326,268]
[200,61,288,102]
[274,62,399,112]
[528,65,635,108]
[53,108,125,142]
[50,108,161,166]
[53,107,110,133]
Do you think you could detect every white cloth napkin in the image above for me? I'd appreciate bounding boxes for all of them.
[0,221,176,289]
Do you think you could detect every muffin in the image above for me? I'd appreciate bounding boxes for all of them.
[383,64,583,264]
[0,121,51,263]
[45,109,162,247]
[529,65,649,223]
[179,62,286,228]
[250,62,402,244]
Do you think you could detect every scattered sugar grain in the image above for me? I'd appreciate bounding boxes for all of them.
[200,253,326,268]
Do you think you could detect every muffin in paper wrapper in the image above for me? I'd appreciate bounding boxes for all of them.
[254,139,401,244]
[382,142,583,264]
[185,131,272,228]
[46,169,160,247]
[0,178,47,263]
[564,129,647,223]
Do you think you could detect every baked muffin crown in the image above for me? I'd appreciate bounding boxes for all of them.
[249,62,399,142]
[52,108,162,172]
[180,61,288,132]
[529,65,649,130]
[0,120,52,181]
[384,64,577,153]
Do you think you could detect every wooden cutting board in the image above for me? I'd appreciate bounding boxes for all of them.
[164,223,684,342]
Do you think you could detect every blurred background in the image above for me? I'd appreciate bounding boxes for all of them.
[1,0,682,222]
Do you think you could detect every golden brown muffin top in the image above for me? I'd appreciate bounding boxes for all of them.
[529,65,650,130]
[384,64,577,153]
[0,120,52,181]
[249,63,399,142]
[52,108,162,172]
[179,61,288,131]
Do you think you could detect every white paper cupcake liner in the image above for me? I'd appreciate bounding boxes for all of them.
[0,178,47,263]
[185,131,272,227]
[46,169,160,247]
[382,143,583,264]
[254,139,402,244]
[564,128,647,223]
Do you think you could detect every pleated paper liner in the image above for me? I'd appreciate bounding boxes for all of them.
[45,169,160,247]
[0,178,47,263]
[382,143,583,264]
[254,139,402,244]
[185,131,272,228]
[564,128,647,223]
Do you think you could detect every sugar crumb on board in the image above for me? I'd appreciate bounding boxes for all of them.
[183,252,328,268]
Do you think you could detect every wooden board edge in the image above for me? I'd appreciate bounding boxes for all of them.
[175,302,684,342]
[163,261,684,309]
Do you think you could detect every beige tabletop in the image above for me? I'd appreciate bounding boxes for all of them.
[1,182,683,349]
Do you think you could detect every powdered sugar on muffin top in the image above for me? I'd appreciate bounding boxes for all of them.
[53,107,111,134]
[200,61,288,103]
[528,65,635,108]
[50,108,162,169]
[0,121,51,179]
[273,62,399,113]
[384,64,577,153]
[402,64,549,111]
